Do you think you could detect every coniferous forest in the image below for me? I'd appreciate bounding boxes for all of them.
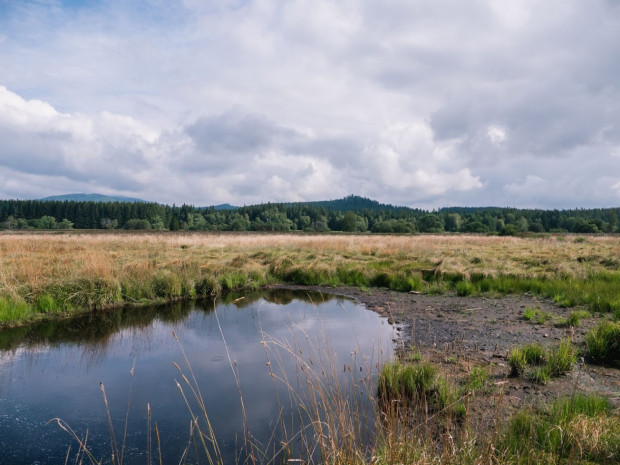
[0,195,617,234]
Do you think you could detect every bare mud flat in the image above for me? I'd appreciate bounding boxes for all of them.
[269,285,620,416]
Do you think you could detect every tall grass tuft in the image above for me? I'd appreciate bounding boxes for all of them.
[0,297,32,322]
[508,340,575,382]
[378,360,437,401]
[500,394,619,465]
[546,338,577,376]
[585,320,620,366]
[508,343,546,377]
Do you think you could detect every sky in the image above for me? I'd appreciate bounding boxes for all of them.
[1,0,619,209]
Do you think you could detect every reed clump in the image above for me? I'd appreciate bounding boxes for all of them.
[508,338,577,383]
[499,395,619,464]
[585,320,620,367]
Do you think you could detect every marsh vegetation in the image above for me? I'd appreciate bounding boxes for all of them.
[1,233,619,326]
[0,232,618,464]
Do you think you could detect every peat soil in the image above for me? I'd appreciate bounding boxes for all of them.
[269,285,620,418]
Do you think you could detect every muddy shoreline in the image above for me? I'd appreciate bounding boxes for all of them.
[268,284,620,411]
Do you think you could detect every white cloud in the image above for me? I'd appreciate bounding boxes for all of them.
[0,1,619,208]
[0,86,162,194]
[487,126,507,145]
[360,122,482,198]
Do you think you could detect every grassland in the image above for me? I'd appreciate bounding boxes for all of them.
[1,232,619,326]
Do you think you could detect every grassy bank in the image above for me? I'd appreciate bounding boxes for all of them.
[1,232,619,326]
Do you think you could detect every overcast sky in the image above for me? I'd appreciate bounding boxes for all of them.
[1,0,619,209]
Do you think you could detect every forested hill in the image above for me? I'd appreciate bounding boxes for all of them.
[282,195,417,213]
[0,196,617,234]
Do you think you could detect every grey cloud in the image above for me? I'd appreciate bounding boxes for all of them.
[183,111,300,171]
[187,111,295,154]
[183,110,364,173]
[0,126,149,190]
[0,127,71,176]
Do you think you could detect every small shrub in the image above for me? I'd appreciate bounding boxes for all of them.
[585,320,620,367]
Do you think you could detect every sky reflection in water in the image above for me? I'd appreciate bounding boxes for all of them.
[0,290,395,464]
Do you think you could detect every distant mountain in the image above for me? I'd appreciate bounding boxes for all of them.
[40,193,148,203]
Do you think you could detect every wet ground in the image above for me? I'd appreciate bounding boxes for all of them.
[269,285,620,415]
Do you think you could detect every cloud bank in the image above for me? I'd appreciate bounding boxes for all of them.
[0,0,619,208]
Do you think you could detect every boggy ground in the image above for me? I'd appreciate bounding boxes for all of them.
[271,284,620,417]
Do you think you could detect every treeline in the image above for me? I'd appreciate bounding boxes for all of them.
[0,196,618,234]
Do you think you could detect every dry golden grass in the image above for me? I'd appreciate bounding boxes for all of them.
[1,232,619,324]
[1,232,618,283]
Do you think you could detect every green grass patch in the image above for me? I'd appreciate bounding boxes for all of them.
[0,297,33,323]
[527,366,551,385]
[555,309,591,327]
[508,340,575,381]
[378,360,465,418]
[35,294,61,314]
[455,280,475,296]
[152,270,183,298]
[378,360,437,400]
[465,366,489,392]
[523,307,553,324]
[509,343,547,376]
[585,320,620,367]
[547,338,577,376]
[459,271,620,319]
[500,394,619,464]
[66,277,123,310]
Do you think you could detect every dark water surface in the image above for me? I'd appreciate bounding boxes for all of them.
[0,290,394,464]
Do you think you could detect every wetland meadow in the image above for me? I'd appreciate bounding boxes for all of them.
[0,232,619,464]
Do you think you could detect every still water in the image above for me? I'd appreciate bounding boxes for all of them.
[0,290,395,464]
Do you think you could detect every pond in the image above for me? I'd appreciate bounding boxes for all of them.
[0,289,395,464]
